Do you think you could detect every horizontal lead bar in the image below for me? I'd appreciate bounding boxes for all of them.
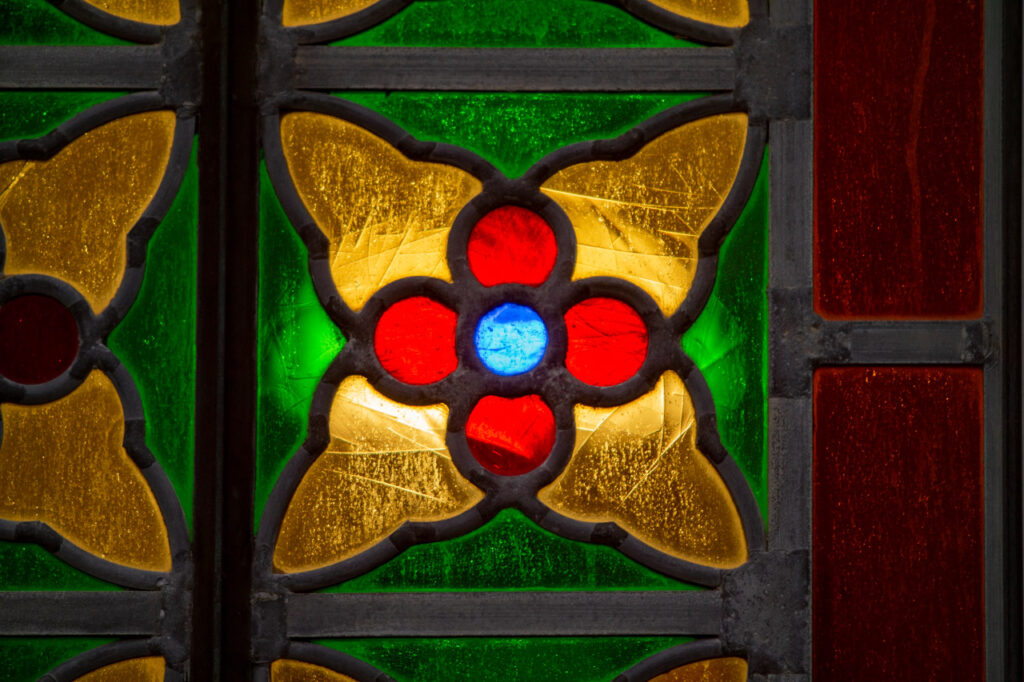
[0,46,163,89]
[287,590,722,637]
[294,46,736,92]
[0,591,162,635]
[835,320,989,364]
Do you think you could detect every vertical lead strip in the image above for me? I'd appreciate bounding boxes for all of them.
[194,0,261,679]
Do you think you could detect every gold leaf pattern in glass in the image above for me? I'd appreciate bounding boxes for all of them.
[274,376,483,573]
[81,0,180,24]
[0,371,171,571]
[75,657,165,682]
[280,112,481,311]
[647,0,749,28]
[281,0,378,26]
[0,111,177,312]
[650,657,748,681]
[541,113,748,316]
[538,371,747,568]
[272,660,358,682]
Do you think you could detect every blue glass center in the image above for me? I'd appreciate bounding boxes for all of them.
[474,303,548,376]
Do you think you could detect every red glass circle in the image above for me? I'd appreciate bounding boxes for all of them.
[466,395,556,476]
[0,295,80,385]
[565,298,648,386]
[467,206,557,287]
[374,296,458,384]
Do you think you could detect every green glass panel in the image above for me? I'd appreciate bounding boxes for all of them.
[0,542,118,591]
[0,0,129,45]
[319,637,688,682]
[0,92,124,142]
[338,92,703,179]
[108,144,198,531]
[330,509,699,592]
[334,0,696,48]
[256,163,346,528]
[0,637,115,682]
[682,152,768,514]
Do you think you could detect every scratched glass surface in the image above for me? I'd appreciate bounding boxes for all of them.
[76,657,166,681]
[651,658,749,682]
[0,638,116,682]
[0,92,124,142]
[317,637,690,682]
[0,0,129,44]
[272,660,357,682]
[81,0,179,24]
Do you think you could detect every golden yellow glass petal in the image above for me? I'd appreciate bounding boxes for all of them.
[650,657,748,682]
[81,0,180,24]
[0,371,172,572]
[0,111,177,312]
[647,0,749,28]
[274,376,483,573]
[281,0,378,26]
[538,371,747,568]
[541,113,748,316]
[280,112,482,311]
[75,657,165,682]
[272,660,358,682]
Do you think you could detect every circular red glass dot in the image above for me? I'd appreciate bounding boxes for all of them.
[374,296,458,384]
[466,395,556,476]
[467,206,557,287]
[565,298,648,387]
[0,295,80,385]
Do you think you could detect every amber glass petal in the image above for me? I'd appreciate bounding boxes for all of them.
[541,113,747,316]
[649,657,747,681]
[0,111,177,312]
[0,371,171,571]
[272,660,357,682]
[646,0,748,28]
[282,0,378,26]
[81,0,180,24]
[538,371,746,568]
[280,112,482,311]
[75,657,165,681]
[274,376,483,572]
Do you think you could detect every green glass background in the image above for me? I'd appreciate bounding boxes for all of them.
[0,638,115,682]
[0,92,124,142]
[333,0,697,48]
[0,0,128,45]
[0,544,118,591]
[317,637,690,682]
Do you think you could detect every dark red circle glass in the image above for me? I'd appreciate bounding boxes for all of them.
[466,394,556,476]
[467,206,557,287]
[565,298,648,386]
[0,294,80,385]
[374,296,458,384]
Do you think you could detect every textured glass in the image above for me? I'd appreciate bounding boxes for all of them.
[274,376,483,572]
[81,0,179,24]
[564,298,648,386]
[466,395,555,476]
[76,657,165,681]
[541,113,748,316]
[374,297,458,384]
[0,0,128,45]
[647,0,748,27]
[651,657,748,681]
[108,147,197,530]
[329,508,699,592]
[331,0,694,48]
[0,92,123,142]
[272,660,357,682]
[0,295,79,384]
[280,112,481,311]
[256,165,346,528]
[539,372,746,568]
[338,93,703,179]
[318,637,689,682]
[0,542,119,590]
[283,0,376,25]
[813,367,984,680]
[467,206,556,286]
[0,371,171,571]
[0,111,176,312]
[474,303,547,376]
[681,154,767,513]
[0,638,115,682]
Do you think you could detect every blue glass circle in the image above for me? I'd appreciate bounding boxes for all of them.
[474,303,548,376]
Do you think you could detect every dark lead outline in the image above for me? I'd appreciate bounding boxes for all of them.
[38,637,183,682]
[257,92,766,590]
[47,0,198,44]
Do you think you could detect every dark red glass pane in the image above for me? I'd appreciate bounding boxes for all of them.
[467,206,557,287]
[466,394,555,476]
[813,367,984,681]
[815,2,983,318]
[374,296,458,384]
[565,298,647,386]
[0,294,79,385]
